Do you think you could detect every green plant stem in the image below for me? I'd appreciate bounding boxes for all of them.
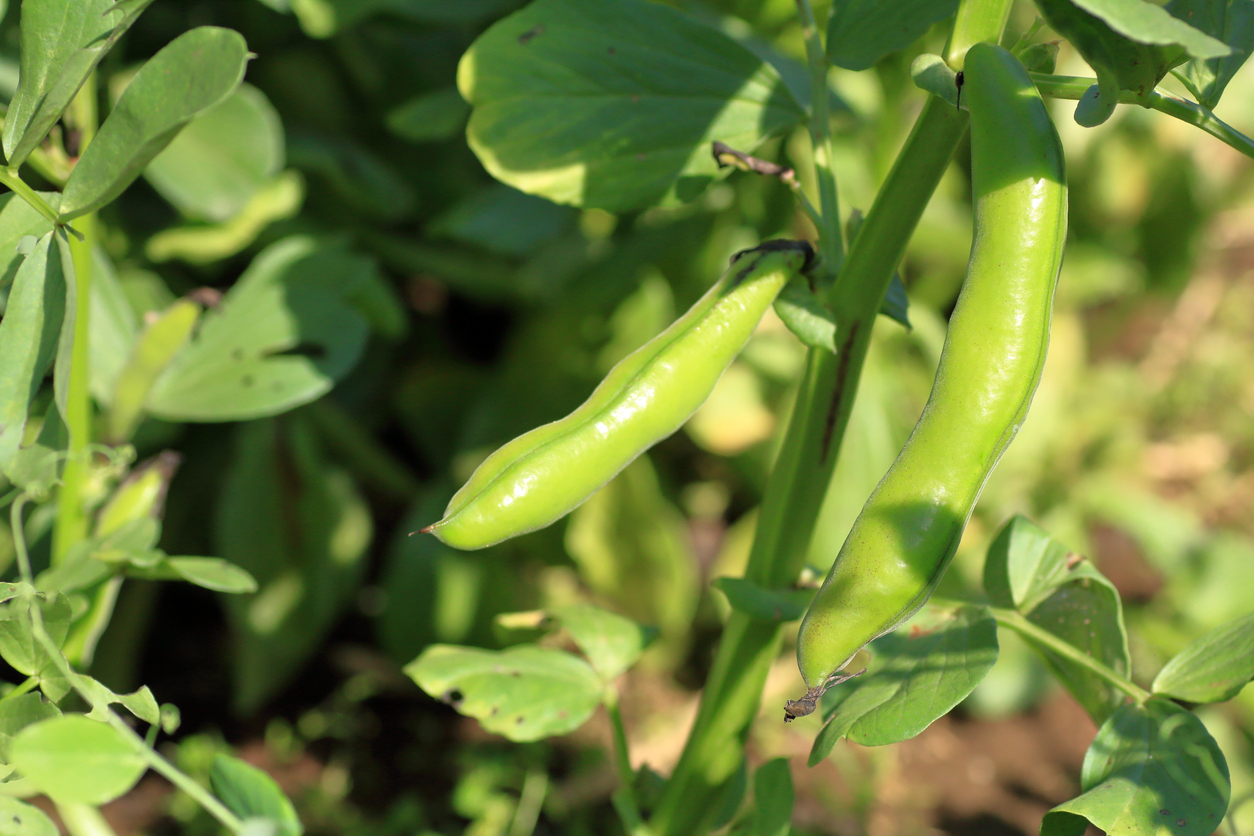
[1030,73,1254,159]
[795,0,843,273]
[10,496,244,833]
[0,676,39,703]
[52,73,101,565]
[0,167,60,225]
[606,695,651,836]
[944,0,1013,67]
[990,607,1151,703]
[58,803,120,836]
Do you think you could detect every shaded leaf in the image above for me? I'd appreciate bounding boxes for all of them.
[210,755,303,836]
[144,84,285,222]
[59,26,250,221]
[0,233,65,481]
[1070,0,1230,57]
[713,577,813,623]
[458,0,803,211]
[146,236,376,422]
[386,88,470,143]
[1168,0,1254,107]
[1041,699,1229,836]
[827,0,960,71]
[0,592,72,679]
[0,693,61,763]
[748,758,793,836]
[809,603,997,764]
[405,644,603,742]
[1152,611,1254,703]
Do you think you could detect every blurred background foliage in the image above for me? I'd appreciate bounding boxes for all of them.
[1,0,1252,833]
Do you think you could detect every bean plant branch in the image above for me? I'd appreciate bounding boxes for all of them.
[991,607,1152,703]
[648,2,1014,832]
[52,74,99,565]
[795,0,843,274]
[1031,73,1254,160]
[606,694,652,836]
[10,496,245,833]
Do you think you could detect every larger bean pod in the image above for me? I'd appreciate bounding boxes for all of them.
[425,241,813,550]
[789,43,1067,716]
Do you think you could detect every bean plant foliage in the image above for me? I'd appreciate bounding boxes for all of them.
[0,0,1250,834]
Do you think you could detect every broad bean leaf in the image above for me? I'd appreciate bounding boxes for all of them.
[210,755,303,836]
[144,84,285,222]
[0,797,57,836]
[217,417,371,714]
[287,131,415,222]
[1152,611,1254,703]
[554,602,652,681]
[0,692,60,764]
[429,184,574,257]
[405,644,604,742]
[0,193,55,289]
[1168,0,1254,107]
[827,0,960,71]
[0,232,64,481]
[911,53,963,109]
[59,26,250,221]
[1035,0,1226,125]
[133,556,259,594]
[3,0,154,169]
[1041,698,1229,836]
[386,88,470,143]
[145,236,377,422]
[809,603,997,764]
[88,246,138,406]
[773,280,837,353]
[984,515,1130,724]
[0,592,72,685]
[105,298,200,442]
[713,577,814,624]
[459,0,804,211]
[76,677,160,725]
[288,0,518,36]
[9,715,146,805]
[748,759,793,836]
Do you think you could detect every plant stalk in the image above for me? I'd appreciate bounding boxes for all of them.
[795,0,843,274]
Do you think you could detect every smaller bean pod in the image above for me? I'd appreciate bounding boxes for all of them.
[424,240,814,550]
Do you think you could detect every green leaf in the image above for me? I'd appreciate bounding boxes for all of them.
[386,88,470,143]
[1041,699,1229,836]
[145,236,376,422]
[827,0,960,71]
[0,798,58,836]
[104,298,200,442]
[1168,0,1254,107]
[3,0,154,169]
[128,556,259,594]
[0,693,61,763]
[458,0,803,211]
[773,280,836,353]
[713,577,814,623]
[76,677,160,725]
[0,232,65,481]
[1152,611,1254,703]
[145,171,305,266]
[983,516,1130,724]
[217,417,371,714]
[405,644,604,742]
[287,130,416,222]
[748,758,793,836]
[429,184,575,258]
[10,715,146,805]
[59,26,251,221]
[144,84,285,222]
[210,755,303,836]
[0,592,72,679]
[1070,0,1231,58]
[87,246,139,406]
[809,603,997,764]
[0,193,56,289]
[554,602,652,681]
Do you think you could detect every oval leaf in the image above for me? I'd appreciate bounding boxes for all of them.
[554,602,652,681]
[0,797,58,836]
[405,644,603,742]
[10,715,146,805]
[59,26,250,221]
[808,603,997,764]
[145,237,374,422]
[827,0,960,71]
[458,0,803,211]
[3,0,154,169]
[1041,698,1229,836]
[210,755,303,836]
[1153,611,1254,703]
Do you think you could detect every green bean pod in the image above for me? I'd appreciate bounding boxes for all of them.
[789,43,1067,716]
[424,240,813,551]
